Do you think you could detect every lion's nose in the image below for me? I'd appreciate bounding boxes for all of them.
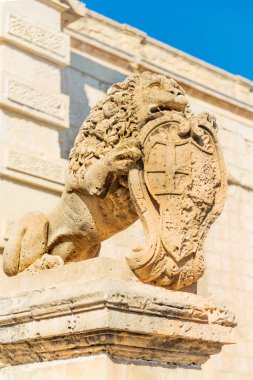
[169,88,183,97]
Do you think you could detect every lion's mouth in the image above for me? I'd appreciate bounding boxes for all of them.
[149,105,172,113]
[149,103,186,114]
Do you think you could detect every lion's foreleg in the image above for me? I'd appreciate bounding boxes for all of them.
[47,191,101,262]
[66,157,114,198]
[67,137,142,197]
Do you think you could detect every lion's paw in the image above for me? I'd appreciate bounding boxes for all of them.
[23,254,64,274]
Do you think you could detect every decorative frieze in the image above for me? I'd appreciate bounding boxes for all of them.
[8,79,66,121]
[1,12,70,66]
[6,148,66,185]
[0,75,69,127]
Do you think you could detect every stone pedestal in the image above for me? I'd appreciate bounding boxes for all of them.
[0,258,235,379]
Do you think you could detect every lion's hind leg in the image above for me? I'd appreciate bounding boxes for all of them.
[3,212,49,276]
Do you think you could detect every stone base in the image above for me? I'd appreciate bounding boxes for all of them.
[0,258,236,374]
[0,354,204,380]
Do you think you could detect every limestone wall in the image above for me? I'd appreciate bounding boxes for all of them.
[0,0,70,255]
[0,0,252,379]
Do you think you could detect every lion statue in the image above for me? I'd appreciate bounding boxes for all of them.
[3,72,189,276]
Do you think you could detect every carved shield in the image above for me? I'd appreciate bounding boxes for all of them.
[127,111,227,290]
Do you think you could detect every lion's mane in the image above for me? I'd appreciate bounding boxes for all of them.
[68,72,160,177]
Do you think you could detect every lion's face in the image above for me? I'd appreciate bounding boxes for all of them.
[69,72,190,175]
[139,75,188,120]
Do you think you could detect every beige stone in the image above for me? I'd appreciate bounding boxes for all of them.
[127,110,226,289]
[3,73,227,293]
[0,354,205,380]
[3,212,48,276]
[0,0,71,254]
[0,0,252,378]
[0,257,236,368]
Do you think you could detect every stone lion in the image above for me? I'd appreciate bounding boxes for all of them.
[3,72,189,276]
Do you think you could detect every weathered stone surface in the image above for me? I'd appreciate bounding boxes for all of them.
[3,72,227,292]
[6,147,66,185]
[72,9,253,111]
[0,0,251,378]
[127,111,226,289]
[0,354,204,380]
[0,10,70,66]
[0,74,69,128]
[0,258,236,367]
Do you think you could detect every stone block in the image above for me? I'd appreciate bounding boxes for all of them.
[0,257,236,368]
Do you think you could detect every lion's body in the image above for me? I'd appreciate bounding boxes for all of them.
[46,189,138,263]
[3,72,189,275]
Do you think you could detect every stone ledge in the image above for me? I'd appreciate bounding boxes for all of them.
[0,258,236,367]
[67,8,253,117]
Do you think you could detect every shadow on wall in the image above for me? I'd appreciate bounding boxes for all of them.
[59,52,126,159]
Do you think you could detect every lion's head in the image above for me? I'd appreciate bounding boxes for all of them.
[69,72,189,176]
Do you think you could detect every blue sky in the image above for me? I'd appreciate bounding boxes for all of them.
[83,0,253,81]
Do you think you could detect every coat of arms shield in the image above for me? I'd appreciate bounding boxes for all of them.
[127,111,227,290]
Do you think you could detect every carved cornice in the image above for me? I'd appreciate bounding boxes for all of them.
[66,9,253,120]
[39,0,70,12]
[39,0,87,15]
[61,0,86,16]
[0,167,63,195]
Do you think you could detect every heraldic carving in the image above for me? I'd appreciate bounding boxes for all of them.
[127,111,227,289]
[3,72,227,290]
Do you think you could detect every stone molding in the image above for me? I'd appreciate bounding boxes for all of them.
[0,11,70,66]
[6,148,66,185]
[0,258,236,367]
[67,9,253,116]
[0,74,69,128]
[39,0,70,13]
[0,167,63,197]
[0,354,204,379]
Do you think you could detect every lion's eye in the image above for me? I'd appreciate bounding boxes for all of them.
[149,82,160,89]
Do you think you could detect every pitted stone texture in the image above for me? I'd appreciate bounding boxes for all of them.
[3,72,227,292]
[0,258,235,367]
[127,111,226,289]
[75,9,253,110]
[0,74,69,128]
[3,72,191,277]
[0,9,70,66]
[0,1,250,379]
[0,354,204,380]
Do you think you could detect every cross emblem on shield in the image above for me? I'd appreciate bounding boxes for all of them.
[127,112,227,290]
[144,127,192,200]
